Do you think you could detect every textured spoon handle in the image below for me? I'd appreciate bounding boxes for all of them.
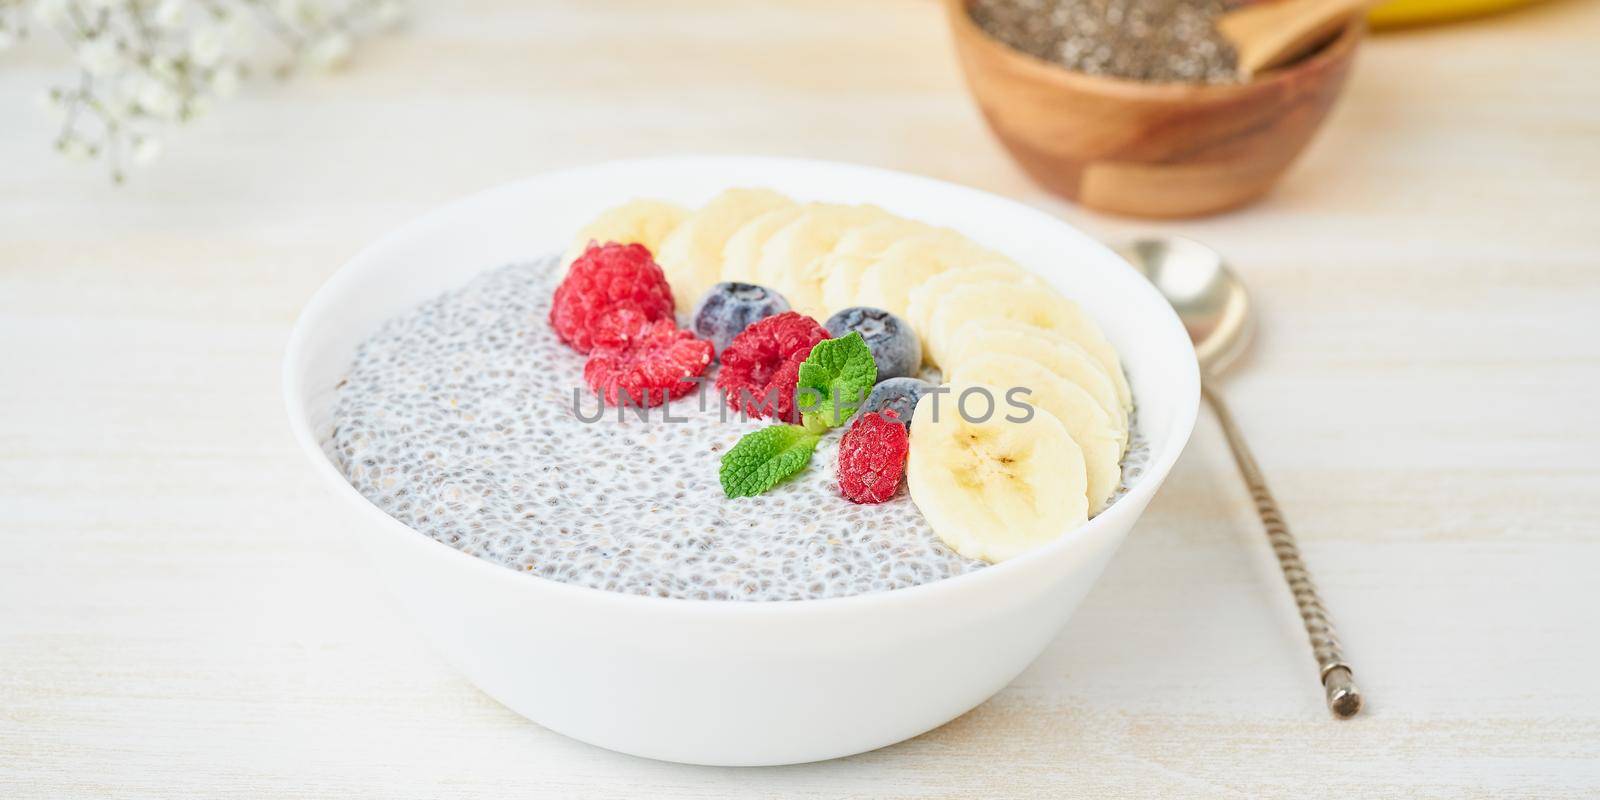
[1202,381,1363,718]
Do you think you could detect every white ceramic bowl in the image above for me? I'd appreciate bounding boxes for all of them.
[283,156,1199,766]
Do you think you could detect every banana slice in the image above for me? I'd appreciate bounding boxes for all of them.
[948,353,1122,514]
[905,263,1041,351]
[721,205,805,284]
[852,234,1008,319]
[945,320,1128,447]
[654,188,794,309]
[754,204,894,319]
[818,218,933,314]
[926,281,1131,411]
[562,199,689,269]
[907,382,1089,563]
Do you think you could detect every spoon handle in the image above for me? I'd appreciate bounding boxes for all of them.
[1201,381,1363,718]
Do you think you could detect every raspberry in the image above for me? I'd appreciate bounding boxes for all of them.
[836,410,909,504]
[550,242,675,353]
[584,319,712,407]
[715,311,830,423]
[588,301,656,350]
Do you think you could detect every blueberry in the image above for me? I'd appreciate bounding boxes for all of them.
[691,282,790,357]
[861,377,934,426]
[823,306,922,381]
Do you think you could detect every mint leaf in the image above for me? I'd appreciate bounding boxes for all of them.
[795,332,878,430]
[720,424,822,498]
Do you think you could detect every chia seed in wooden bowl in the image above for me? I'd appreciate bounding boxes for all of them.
[970,0,1242,85]
[945,0,1362,217]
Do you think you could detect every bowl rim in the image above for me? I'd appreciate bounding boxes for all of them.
[281,155,1201,619]
[946,0,1364,100]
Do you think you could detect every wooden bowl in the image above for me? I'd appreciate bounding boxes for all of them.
[945,0,1362,218]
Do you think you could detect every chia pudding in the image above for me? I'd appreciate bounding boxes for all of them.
[327,256,1149,601]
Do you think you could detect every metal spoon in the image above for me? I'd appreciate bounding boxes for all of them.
[1118,236,1363,719]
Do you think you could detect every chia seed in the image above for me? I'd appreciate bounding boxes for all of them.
[326,256,1149,602]
[970,0,1241,84]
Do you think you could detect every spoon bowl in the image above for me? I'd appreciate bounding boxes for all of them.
[1117,236,1255,375]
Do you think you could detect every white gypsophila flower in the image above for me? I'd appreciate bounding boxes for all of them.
[61,139,93,162]
[108,72,144,115]
[276,0,317,24]
[222,12,255,51]
[211,66,241,98]
[39,0,406,181]
[189,26,224,67]
[131,137,163,165]
[304,32,352,71]
[375,1,405,29]
[154,0,187,27]
[137,78,181,119]
[148,54,179,82]
[77,37,123,78]
[32,0,69,28]
[36,88,61,110]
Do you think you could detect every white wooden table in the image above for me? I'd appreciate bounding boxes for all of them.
[3,1,1598,796]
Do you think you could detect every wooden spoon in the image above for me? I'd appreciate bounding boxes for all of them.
[1217,0,1372,78]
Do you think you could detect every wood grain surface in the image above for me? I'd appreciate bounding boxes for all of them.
[2,1,1598,797]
